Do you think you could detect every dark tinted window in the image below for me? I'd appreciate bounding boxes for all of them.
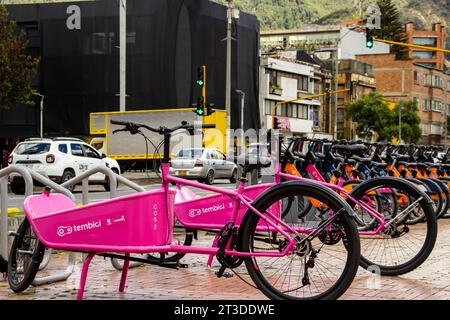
[71,144,84,156]
[15,143,50,155]
[58,144,68,153]
[82,144,100,158]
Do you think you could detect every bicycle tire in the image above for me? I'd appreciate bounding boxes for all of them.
[416,178,444,219]
[349,177,437,276]
[240,181,360,300]
[8,218,46,293]
[429,178,449,219]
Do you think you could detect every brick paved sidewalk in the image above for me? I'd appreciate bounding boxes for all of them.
[1,220,450,300]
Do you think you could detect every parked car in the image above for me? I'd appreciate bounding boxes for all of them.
[8,137,121,194]
[169,148,238,184]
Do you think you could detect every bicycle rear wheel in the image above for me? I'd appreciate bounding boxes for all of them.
[349,177,437,276]
[8,218,46,293]
[240,181,360,300]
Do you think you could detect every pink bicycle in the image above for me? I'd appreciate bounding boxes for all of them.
[7,121,360,300]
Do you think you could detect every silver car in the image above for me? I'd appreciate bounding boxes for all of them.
[169,148,238,184]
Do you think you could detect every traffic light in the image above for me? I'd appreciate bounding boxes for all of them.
[206,103,216,116]
[365,29,374,48]
[196,65,205,87]
[273,117,280,129]
[193,96,204,116]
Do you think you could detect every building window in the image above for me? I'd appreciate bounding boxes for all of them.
[431,100,443,112]
[297,75,309,92]
[423,99,428,111]
[412,37,437,46]
[298,105,308,119]
[432,75,442,88]
[412,51,435,59]
[269,70,278,86]
[413,71,419,84]
[310,106,319,126]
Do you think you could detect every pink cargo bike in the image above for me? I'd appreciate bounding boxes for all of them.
[8,121,360,300]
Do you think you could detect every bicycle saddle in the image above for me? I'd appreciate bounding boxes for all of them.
[332,144,367,155]
[391,154,410,161]
[350,155,372,166]
[398,162,417,168]
[371,161,388,169]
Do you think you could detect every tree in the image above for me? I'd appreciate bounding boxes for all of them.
[345,92,394,141]
[0,5,39,110]
[346,93,422,143]
[393,99,422,143]
[374,0,409,60]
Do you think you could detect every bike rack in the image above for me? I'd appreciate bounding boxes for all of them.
[0,165,76,286]
[1,165,146,286]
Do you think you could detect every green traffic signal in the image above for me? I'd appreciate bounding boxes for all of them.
[195,107,204,116]
[365,29,374,48]
[196,79,204,86]
[193,96,204,116]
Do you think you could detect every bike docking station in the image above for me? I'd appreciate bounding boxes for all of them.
[0,164,146,287]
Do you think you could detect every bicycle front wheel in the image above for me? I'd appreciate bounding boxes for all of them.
[8,218,46,293]
[240,181,360,300]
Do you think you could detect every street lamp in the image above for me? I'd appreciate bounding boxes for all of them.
[33,93,44,138]
[332,26,358,139]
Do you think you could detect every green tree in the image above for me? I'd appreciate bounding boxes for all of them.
[374,0,409,60]
[345,92,394,141]
[0,5,39,110]
[346,93,422,142]
[393,99,422,143]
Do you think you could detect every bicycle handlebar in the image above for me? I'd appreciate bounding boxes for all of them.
[110,119,216,135]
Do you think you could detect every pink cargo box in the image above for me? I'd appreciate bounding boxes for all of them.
[24,189,176,252]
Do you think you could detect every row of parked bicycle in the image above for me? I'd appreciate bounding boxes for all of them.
[4,121,448,300]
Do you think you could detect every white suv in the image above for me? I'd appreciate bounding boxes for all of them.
[8,137,121,194]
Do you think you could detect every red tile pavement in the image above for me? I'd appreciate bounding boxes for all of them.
[1,220,450,300]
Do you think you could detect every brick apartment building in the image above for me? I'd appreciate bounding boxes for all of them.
[357,54,450,145]
[405,22,446,70]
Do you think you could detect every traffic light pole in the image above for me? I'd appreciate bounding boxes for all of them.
[271,89,350,130]
[119,0,127,111]
[225,0,233,129]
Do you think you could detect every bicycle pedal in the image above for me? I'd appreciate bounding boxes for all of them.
[222,272,233,278]
[215,264,227,278]
[177,263,189,268]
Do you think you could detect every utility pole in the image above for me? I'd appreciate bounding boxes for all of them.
[33,93,44,138]
[225,0,233,129]
[119,0,126,111]
[334,48,340,139]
